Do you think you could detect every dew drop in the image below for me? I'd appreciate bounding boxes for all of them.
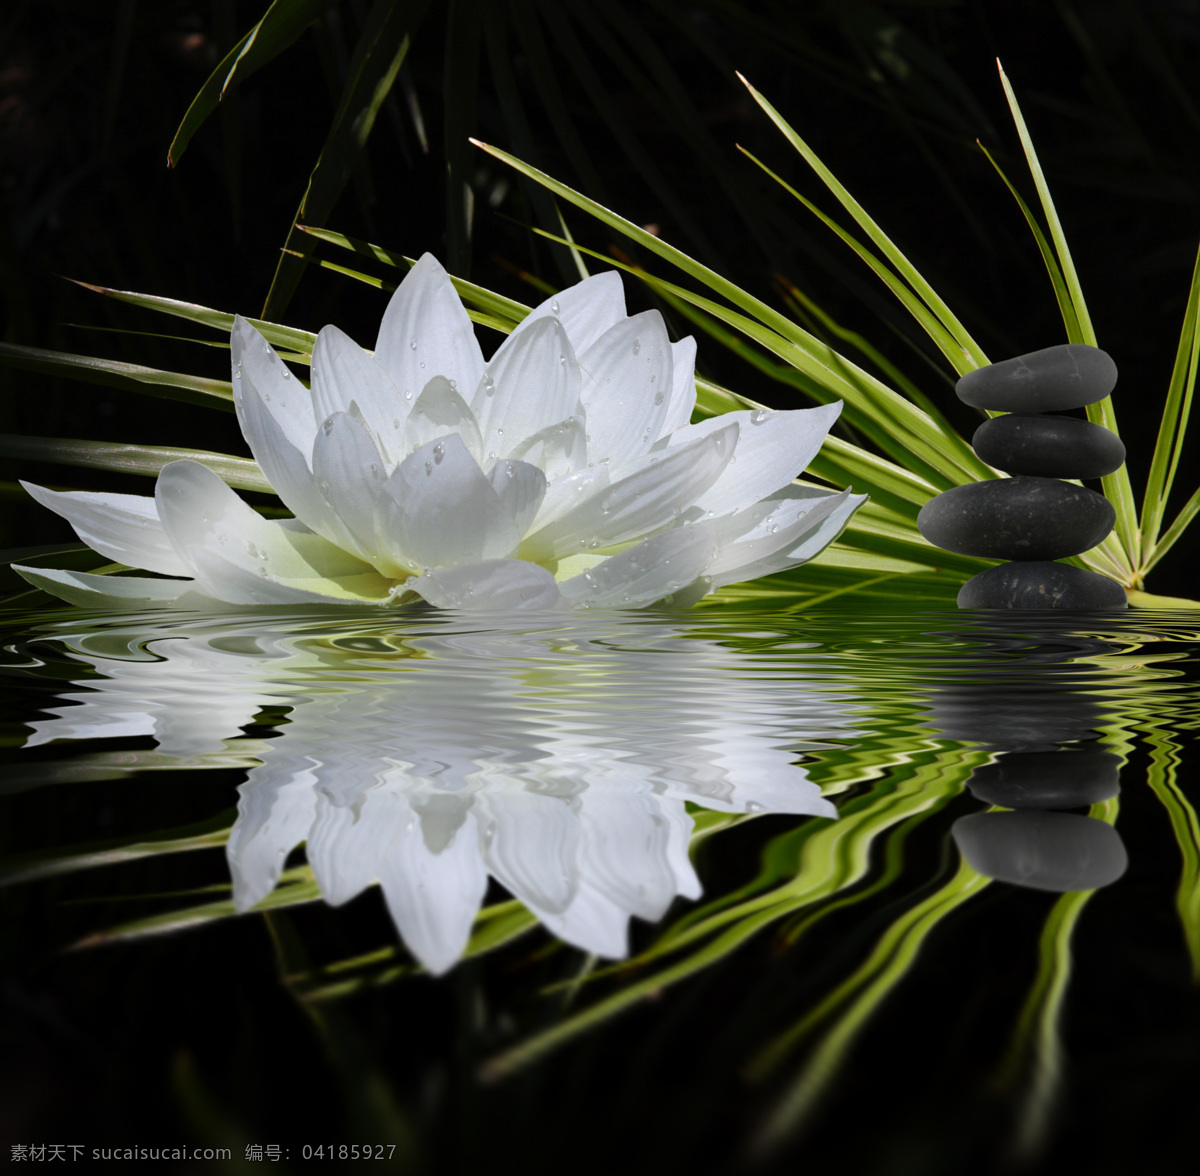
[551,299,560,314]
[404,389,413,401]
[496,428,504,437]
[751,409,769,425]
[653,391,665,406]
[370,462,379,476]
[233,370,242,381]
[505,465,516,479]
[409,339,418,351]
[632,337,642,356]
[217,532,227,545]
[280,366,292,380]
[487,450,496,461]
[483,373,495,397]
[424,461,433,475]
[559,353,567,367]
[449,379,457,390]
[263,391,271,403]
[433,442,445,464]
[322,417,335,435]
[419,360,426,369]
[770,524,779,533]
[393,417,401,430]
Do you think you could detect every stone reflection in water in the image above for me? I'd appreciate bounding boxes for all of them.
[21,611,854,972]
[924,618,1129,893]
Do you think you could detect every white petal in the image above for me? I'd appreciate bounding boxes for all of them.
[708,487,856,577]
[529,463,610,530]
[579,310,673,467]
[374,253,485,403]
[560,523,718,608]
[404,375,484,461]
[659,336,698,438]
[383,434,520,568]
[310,324,407,465]
[378,808,488,975]
[155,460,390,604]
[228,764,320,911]
[310,411,400,574]
[476,790,580,914]
[529,883,630,959]
[21,482,190,576]
[231,316,315,460]
[307,787,404,906]
[505,414,589,480]
[514,272,628,356]
[576,791,683,921]
[666,403,843,517]
[524,423,737,559]
[407,559,565,610]
[709,489,864,589]
[232,319,359,549]
[472,317,582,460]
[488,459,547,537]
[12,564,203,609]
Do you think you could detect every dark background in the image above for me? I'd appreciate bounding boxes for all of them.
[2,0,1199,593]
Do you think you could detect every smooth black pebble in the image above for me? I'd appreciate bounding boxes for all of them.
[966,748,1121,809]
[917,477,1114,560]
[951,811,1128,891]
[957,343,1117,412]
[972,414,1126,478]
[957,561,1127,609]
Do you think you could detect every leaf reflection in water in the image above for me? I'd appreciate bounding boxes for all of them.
[21,610,856,972]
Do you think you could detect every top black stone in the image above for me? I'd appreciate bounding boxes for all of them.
[956,344,1117,412]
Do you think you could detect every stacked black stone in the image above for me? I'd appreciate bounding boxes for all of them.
[917,343,1128,609]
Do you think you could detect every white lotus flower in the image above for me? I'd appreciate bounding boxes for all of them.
[16,254,863,610]
[22,611,854,972]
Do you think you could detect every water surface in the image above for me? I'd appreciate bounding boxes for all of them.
[2,603,1197,1174]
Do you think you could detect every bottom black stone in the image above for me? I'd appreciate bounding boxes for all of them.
[958,561,1127,610]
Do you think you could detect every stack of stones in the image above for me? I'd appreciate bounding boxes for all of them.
[917,343,1128,610]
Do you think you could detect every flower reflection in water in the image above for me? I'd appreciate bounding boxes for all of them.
[24,610,855,972]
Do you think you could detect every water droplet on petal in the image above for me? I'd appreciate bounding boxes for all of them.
[433,442,445,464]
[483,373,495,397]
[370,462,379,475]
[559,353,567,367]
[280,366,292,380]
[233,370,242,381]
[551,299,560,314]
[505,465,515,479]
[409,339,418,350]
[263,391,271,403]
[770,524,778,533]
[404,389,413,401]
[751,409,769,424]
[653,392,664,406]
[424,461,433,475]
[419,360,426,369]
[449,379,457,390]
[632,337,642,356]
[393,417,401,430]
[322,417,334,435]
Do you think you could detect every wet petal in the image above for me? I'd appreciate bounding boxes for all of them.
[383,434,520,568]
[560,523,718,608]
[11,564,203,609]
[374,253,485,403]
[404,375,484,461]
[407,559,565,610]
[231,316,315,460]
[310,411,400,574]
[709,488,864,589]
[472,317,582,460]
[524,423,737,559]
[310,324,407,465]
[488,459,547,537]
[664,403,843,517]
[579,310,673,467]
[512,271,627,356]
[20,482,189,576]
[659,335,698,438]
[155,460,390,604]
